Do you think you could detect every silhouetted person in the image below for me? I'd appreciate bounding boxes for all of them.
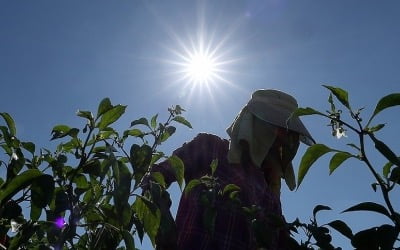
[154,89,314,250]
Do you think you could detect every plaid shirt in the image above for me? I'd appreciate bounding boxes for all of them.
[154,133,287,250]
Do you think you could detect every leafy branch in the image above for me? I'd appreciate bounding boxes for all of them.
[292,85,400,249]
[0,99,191,249]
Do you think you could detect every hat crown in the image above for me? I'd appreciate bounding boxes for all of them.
[249,89,298,112]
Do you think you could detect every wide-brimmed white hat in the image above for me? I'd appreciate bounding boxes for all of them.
[226,89,315,192]
[246,89,315,145]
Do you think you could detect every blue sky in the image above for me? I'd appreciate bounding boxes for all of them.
[1,0,400,249]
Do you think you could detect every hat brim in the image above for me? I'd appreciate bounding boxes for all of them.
[247,102,315,146]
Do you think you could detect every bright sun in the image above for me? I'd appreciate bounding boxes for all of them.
[164,31,233,90]
[183,50,218,85]
[161,18,239,102]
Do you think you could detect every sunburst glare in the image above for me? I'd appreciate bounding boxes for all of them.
[162,29,240,106]
[169,35,232,88]
[152,1,245,109]
[183,49,218,85]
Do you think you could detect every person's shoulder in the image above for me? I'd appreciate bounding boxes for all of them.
[192,133,228,144]
[176,133,229,153]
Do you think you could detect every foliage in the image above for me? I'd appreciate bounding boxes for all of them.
[0,99,192,249]
[288,85,400,249]
[2,86,400,250]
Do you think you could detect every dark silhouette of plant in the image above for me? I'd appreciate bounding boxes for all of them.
[286,85,400,250]
[0,98,191,249]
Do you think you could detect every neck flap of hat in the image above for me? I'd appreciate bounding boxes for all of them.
[226,107,278,167]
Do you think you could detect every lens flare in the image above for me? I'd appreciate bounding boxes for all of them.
[55,217,66,229]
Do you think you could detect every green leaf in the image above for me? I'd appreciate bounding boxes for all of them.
[367,93,400,126]
[83,188,93,204]
[53,125,71,133]
[313,205,331,218]
[53,189,70,214]
[383,161,394,178]
[351,224,399,249]
[0,169,43,206]
[371,183,379,192]
[61,138,81,152]
[100,158,113,182]
[1,145,12,159]
[351,227,379,249]
[172,116,192,129]
[151,172,166,188]
[114,161,132,222]
[97,105,127,130]
[327,220,353,240]
[130,144,152,187]
[168,155,185,190]
[68,128,80,138]
[130,117,149,127]
[184,179,201,196]
[122,230,135,250]
[98,128,117,140]
[82,159,101,177]
[30,203,42,221]
[323,85,351,109]
[150,151,165,166]
[133,196,161,247]
[367,123,385,133]
[210,159,218,176]
[73,174,89,189]
[342,202,391,219]
[31,174,55,208]
[160,126,176,142]
[97,98,113,119]
[229,190,240,203]
[150,114,158,129]
[370,134,400,167]
[76,110,94,120]
[0,126,12,146]
[347,143,360,151]
[21,142,35,155]
[389,167,400,184]
[377,224,398,249]
[222,184,240,196]
[291,107,325,117]
[329,152,353,175]
[0,112,16,136]
[297,144,333,189]
[123,129,144,138]
[51,124,71,140]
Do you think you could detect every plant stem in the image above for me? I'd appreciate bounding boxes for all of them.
[359,132,400,228]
